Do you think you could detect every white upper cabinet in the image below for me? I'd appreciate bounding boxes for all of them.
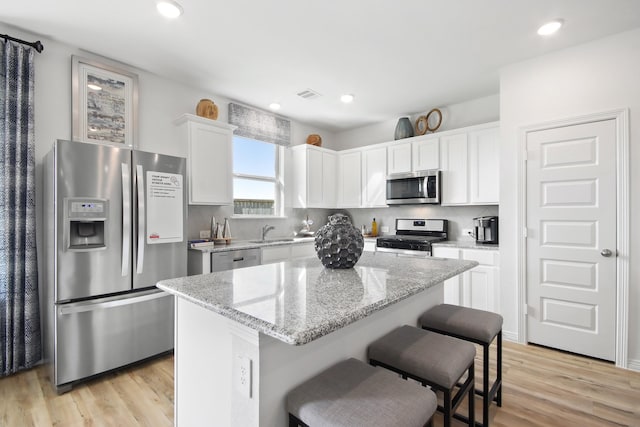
[440,133,469,205]
[175,114,236,205]
[337,150,362,207]
[387,135,439,174]
[387,142,412,174]
[468,126,500,204]
[412,137,440,171]
[361,145,387,207]
[440,122,499,206]
[290,145,337,208]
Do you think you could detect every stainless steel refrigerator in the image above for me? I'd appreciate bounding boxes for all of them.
[43,139,186,392]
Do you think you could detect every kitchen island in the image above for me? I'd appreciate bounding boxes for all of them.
[158,252,478,426]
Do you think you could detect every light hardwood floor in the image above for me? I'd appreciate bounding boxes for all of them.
[1,342,639,426]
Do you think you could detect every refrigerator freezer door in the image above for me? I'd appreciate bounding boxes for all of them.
[55,140,132,301]
[54,289,173,388]
[132,150,187,289]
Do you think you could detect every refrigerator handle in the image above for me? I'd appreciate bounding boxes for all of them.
[121,163,131,276]
[136,164,145,274]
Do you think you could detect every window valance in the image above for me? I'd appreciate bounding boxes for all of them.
[229,102,291,147]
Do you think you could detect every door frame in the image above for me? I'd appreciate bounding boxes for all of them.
[516,108,629,368]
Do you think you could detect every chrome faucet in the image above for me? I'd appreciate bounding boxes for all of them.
[262,225,275,241]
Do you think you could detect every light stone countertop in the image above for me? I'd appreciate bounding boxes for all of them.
[158,252,478,345]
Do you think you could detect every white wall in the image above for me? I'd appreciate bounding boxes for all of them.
[333,94,499,150]
[500,28,640,368]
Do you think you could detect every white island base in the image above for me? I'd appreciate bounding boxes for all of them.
[174,284,443,427]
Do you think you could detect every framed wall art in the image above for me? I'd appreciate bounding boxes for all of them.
[72,55,138,147]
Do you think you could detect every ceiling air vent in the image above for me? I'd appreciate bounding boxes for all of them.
[297,88,322,100]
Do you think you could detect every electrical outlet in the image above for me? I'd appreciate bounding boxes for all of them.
[234,355,252,398]
[200,230,211,239]
[380,226,390,233]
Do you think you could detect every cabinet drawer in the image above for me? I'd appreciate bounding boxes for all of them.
[292,243,316,258]
[432,247,460,259]
[462,249,498,266]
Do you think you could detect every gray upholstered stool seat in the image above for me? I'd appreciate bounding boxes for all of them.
[287,357,437,427]
[368,325,476,427]
[420,304,503,427]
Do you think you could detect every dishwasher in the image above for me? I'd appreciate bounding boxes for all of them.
[211,248,261,272]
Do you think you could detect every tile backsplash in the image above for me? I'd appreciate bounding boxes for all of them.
[188,204,498,242]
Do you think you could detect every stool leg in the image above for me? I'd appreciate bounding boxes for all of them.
[483,342,490,427]
[497,330,502,407]
[468,363,475,427]
[443,389,452,427]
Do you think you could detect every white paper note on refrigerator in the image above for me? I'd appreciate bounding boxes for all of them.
[146,171,183,244]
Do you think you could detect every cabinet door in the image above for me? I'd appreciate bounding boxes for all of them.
[291,242,316,259]
[440,133,468,205]
[433,247,462,305]
[337,151,362,207]
[412,137,439,171]
[468,127,499,204]
[261,246,291,264]
[322,152,337,208]
[188,122,233,205]
[463,265,496,312]
[387,142,412,174]
[362,146,387,207]
[307,148,324,207]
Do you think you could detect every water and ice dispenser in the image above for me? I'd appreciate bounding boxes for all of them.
[66,198,108,251]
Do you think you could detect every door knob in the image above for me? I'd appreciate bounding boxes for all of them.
[600,249,613,257]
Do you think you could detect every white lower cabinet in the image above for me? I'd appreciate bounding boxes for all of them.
[261,242,315,264]
[432,246,500,313]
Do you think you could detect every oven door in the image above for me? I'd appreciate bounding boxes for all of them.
[386,170,440,205]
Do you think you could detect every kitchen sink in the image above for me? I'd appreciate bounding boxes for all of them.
[249,238,295,243]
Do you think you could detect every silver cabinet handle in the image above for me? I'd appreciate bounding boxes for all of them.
[601,249,613,257]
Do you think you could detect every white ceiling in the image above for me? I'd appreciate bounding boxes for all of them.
[4,0,640,131]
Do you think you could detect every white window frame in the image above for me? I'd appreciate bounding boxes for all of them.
[232,139,285,218]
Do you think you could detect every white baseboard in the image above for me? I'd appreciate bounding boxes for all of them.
[503,330,519,342]
[626,358,640,372]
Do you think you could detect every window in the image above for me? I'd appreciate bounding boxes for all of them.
[233,136,284,216]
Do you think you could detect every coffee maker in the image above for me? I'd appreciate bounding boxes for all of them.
[473,216,498,244]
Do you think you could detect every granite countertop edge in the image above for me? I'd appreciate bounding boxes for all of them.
[158,258,478,346]
[189,236,316,253]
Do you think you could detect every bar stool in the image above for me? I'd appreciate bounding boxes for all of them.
[287,358,437,427]
[420,304,503,427]
[368,325,476,427]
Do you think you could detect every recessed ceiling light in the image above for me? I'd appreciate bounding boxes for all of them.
[537,19,563,36]
[157,0,183,19]
[340,94,355,103]
[87,84,102,91]
[269,102,281,111]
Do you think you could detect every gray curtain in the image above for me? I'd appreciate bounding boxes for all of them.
[0,39,41,376]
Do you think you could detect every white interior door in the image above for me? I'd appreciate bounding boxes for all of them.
[526,119,616,361]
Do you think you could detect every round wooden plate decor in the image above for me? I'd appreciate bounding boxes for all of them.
[426,108,442,132]
[415,115,428,135]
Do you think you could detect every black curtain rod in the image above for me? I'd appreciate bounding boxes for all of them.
[0,33,44,53]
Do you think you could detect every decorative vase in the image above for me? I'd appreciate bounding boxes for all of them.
[314,214,364,269]
[306,134,322,146]
[196,99,219,120]
[394,117,414,140]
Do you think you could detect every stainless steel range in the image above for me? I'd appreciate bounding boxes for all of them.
[376,219,448,256]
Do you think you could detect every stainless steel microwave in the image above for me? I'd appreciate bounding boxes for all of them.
[386,170,440,205]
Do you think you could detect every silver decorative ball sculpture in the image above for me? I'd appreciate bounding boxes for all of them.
[314,214,364,269]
